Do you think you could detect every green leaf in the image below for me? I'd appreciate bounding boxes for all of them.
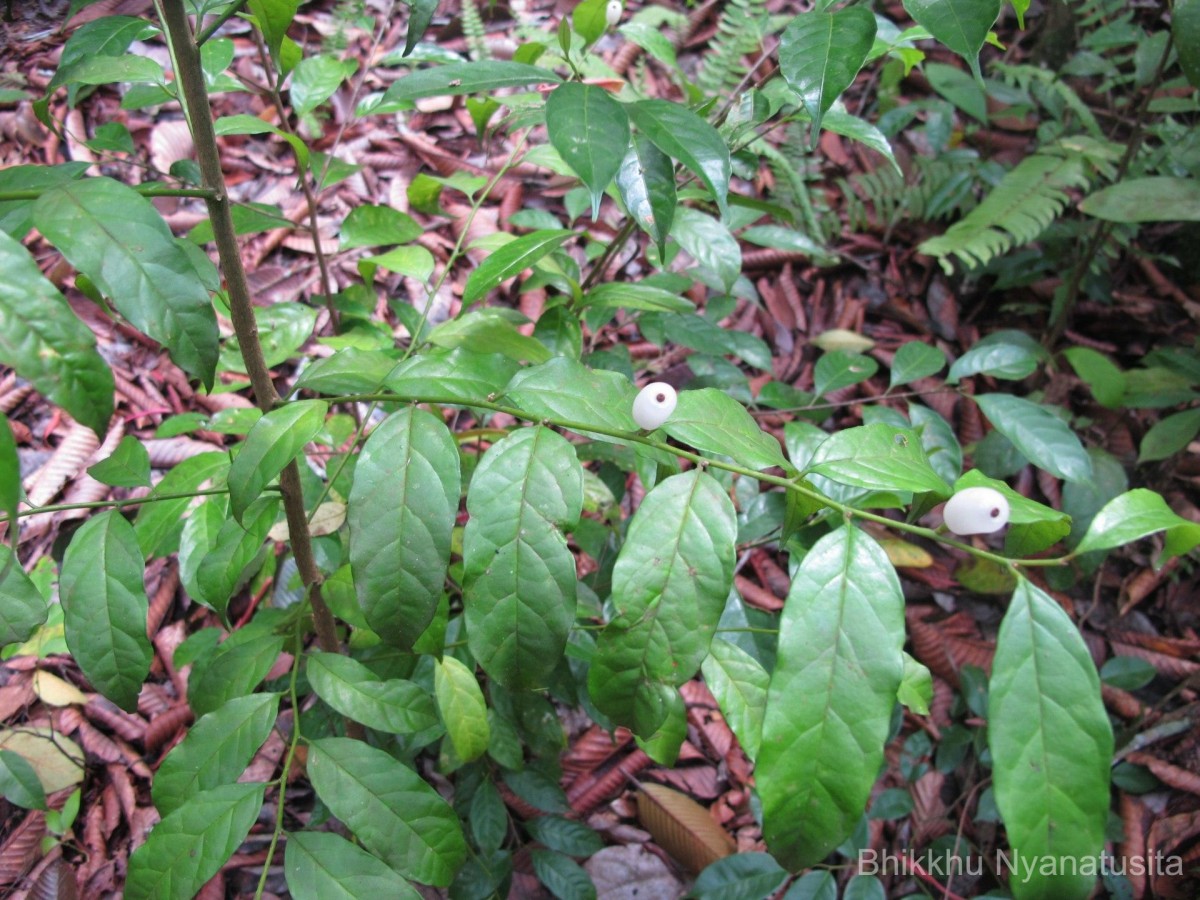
[1176,0,1200,88]
[0,415,17,539]
[546,83,630,219]
[583,282,693,314]
[1139,408,1200,463]
[48,15,159,92]
[464,230,576,306]
[290,54,357,115]
[948,329,1046,383]
[53,56,166,92]
[1062,347,1125,409]
[125,783,266,900]
[214,114,309,168]
[572,0,608,45]
[820,105,901,174]
[953,469,1070,557]
[464,427,583,689]
[664,388,787,470]
[188,627,285,718]
[692,853,788,900]
[901,0,1002,83]
[386,346,521,402]
[701,637,769,761]
[134,452,228,558]
[341,204,423,249]
[87,435,151,488]
[972,394,1092,482]
[1079,177,1200,223]
[195,497,280,618]
[588,470,736,737]
[778,7,877,139]
[1074,488,1200,562]
[669,208,741,293]
[33,178,219,389]
[152,693,280,817]
[898,652,932,715]
[757,526,905,869]
[988,579,1112,900]
[924,61,988,123]
[503,357,638,441]
[908,403,962,486]
[0,229,113,436]
[434,656,490,762]
[349,408,460,648]
[59,511,152,711]
[805,424,949,496]
[307,737,467,887]
[307,652,439,734]
[247,0,300,67]
[0,749,47,810]
[531,849,596,900]
[403,0,438,55]
[1100,656,1156,691]
[293,348,399,394]
[813,350,878,397]
[0,163,89,239]
[380,61,561,105]
[627,99,731,217]
[228,400,327,521]
[0,546,50,646]
[524,817,604,858]
[285,831,423,900]
[889,341,946,388]
[616,134,676,252]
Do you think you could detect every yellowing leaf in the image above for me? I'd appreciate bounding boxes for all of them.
[32,670,89,706]
[0,727,85,793]
[810,328,875,353]
[268,501,347,542]
[878,538,933,569]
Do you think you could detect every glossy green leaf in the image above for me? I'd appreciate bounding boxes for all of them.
[48,15,159,92]
[503,357,638,441]
[293,348,398,395]
[901,0,1002,83]
[701,637,768,761]
[908,403,961,485]
[1062,347,1125,409]
[584,282,693,314]
[805,424,949,496]
[757,525,905,869]
[87,435,151,488]
[179,499,226,607]
[1100,656,1156,691]
[0,163,88,239]
[152,693,280,816]
[247,0,299,66]
[0,748,47,810]
[948,329,1046,383]
[953,469,1070,556]
[1139,408,1200,463]
[464,230,575,305]
[0,229,113,436]
[427,309,552,363]
[0,546,49,647]
[813,350,878,397]
[972,394,1091,482]
[307,737,467,886]
[188,627,286,718]
[1075,488,1200,561]
[664,388,788,470]
[349,408,459,648]
[546,83,630,219]
[898,652,932,715]
[616,134,676,251]
[125,783,266,900]
[889,341,946,388]
[290,54,357,115]
[1176,0,1200,87]
[627,100,730,216]
[307,652,438,734]
[228,400,327,521]
[134,452,228,558]
[924,61,987,123]
[989,579,1112,900]
[669,207,741,293]
[55,56,165,92]
[1079,177,1200,223]
[588,471,736,736]
[464,427,583,689]
[285,831,423,900]
[380,61,560,102]
[385,346,520,403]
[33,178,219,389]
[195,497,279,618]
[340,204,422,249]
[214,114,309,168]
[59,511,151,711]
[434,656,489,762]
[779,7,877,138]
[531,849,596,900]
[572,0,608,45]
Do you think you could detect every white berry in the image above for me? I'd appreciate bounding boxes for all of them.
[942,486,1010,536]
[632,382,676,430]
[605,0,622,29]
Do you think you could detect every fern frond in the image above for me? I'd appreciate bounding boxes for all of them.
[839,151,985,235]
[697,0,769,97]
[460,0,489,60]
[992,62,1103,138]
[918,152,1089,274]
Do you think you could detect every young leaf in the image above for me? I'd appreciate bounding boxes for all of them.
[664,388,787,470]
[59,511,152,711]
[195,497,280,618]
[778,7,877,140]
[972,394,1092,482]
[0,230,114,436]
[700,637,769,761]
[889,341,946,388]
[546,83,630,219]
[463,230,576,305]
[805,423,949,496]
[228,400,327,521]
[898,652,932,715]
[290,54,357,116]
[626,100,731,217]
[125,783,266,900]
[1075,488,1200,562]
[307,737,467,886]
[306,652,439,734]
[152,693,280,817]
[588,471,736,736]
[349,408,459,648]
[87,435,152,488]
[285,831,423,900]
[901,0,1002,83]
[989,579,1112,900]
[503,357,639,440]
[33,177,219,389]
[0,748,48,810]
[757,525,905,869]
[0,546,50,646]
[434,656,490,762]
[463,427,583,689]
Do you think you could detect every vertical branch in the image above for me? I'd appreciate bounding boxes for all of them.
[159,0,343,661]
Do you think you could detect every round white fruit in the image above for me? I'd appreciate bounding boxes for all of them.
[942,486,1010,535]
[605,0,622,28]
[632,382,677,430]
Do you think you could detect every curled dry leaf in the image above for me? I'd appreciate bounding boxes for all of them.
[635,781,735,874]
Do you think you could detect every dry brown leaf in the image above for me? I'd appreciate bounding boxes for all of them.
[26,854,79,900]
[0,811,45,889]
[23,421,103,508]
[635,781,735,874]
[583,844,683,900]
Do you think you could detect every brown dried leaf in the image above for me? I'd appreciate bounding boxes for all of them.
[23,422,102,508]
[27,854,78,900]
[584,845,683,900]
[635,782,735,874]
[0,811,45,888]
